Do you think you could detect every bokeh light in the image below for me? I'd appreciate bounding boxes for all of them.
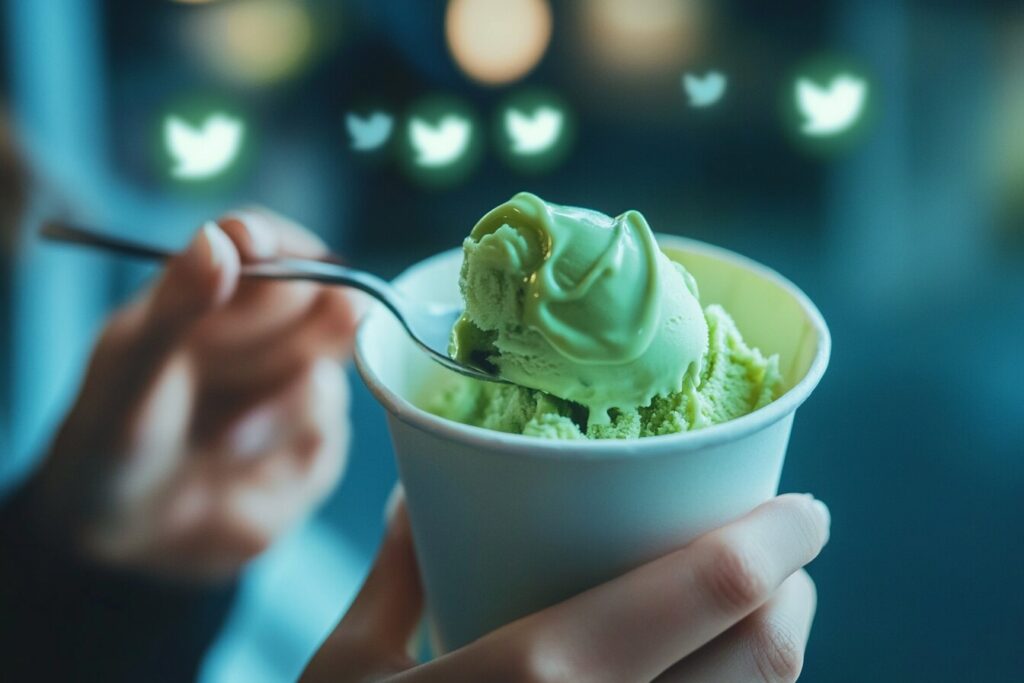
[795,74,867,137]
[445,0,552,86]
[164,111,245,180]
[682,70,727,108]
[494,89,573,173]
[781,56,874,154]
[399,96,482,187]
[153,95,253,189]
[183,0,315,87]
[346,111,394,153]
[580,0,706,75]
[990,18,1024,242]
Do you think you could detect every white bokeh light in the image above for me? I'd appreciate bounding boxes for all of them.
[409,114,472,167]
[505,105,563,155]
[795,73,868,137]
[164,112,245,180]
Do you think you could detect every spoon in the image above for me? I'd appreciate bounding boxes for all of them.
[40,220,506,384]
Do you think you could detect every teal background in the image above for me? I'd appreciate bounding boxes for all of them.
[1,1,1022,681]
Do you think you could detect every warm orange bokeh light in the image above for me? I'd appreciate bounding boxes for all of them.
[184,0,314,86]
[582,0,705,74]
[445,0,552,86]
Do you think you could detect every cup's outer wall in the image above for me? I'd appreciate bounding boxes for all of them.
[357,235,829,653]
[388,411,793,652]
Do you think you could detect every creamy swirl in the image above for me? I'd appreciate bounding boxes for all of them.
[468,193,662,364]
[452,192,708,423]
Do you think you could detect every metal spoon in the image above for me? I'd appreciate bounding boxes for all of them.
[40,220,505,384]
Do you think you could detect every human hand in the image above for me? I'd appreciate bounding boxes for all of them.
[31,209,355,578]
[302,492,830,683]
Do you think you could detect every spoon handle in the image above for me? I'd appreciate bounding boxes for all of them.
[40,219,406,318]
[41,220,173,261]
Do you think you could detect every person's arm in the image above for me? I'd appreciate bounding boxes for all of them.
[302,491,830,683]
[0,210,356,681]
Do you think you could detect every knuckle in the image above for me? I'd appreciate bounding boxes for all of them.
[750,619,805,683]
[702,538,771,612]
[502,634,580,683]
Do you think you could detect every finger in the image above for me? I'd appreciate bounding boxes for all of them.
[194,286,355,396]
[484,494,830,683]
[186,360,348,571]
[201,208,353,352]
[340,487,423,649]
[300,487,423,683]
[186,289,355,449]
[155,364,348,580]
[219,206,328,259]
[290,357,350,497]
[143,221,241,340]
[656,570,817,683]
[193,360,315,452]
[216,210,279,262]
[214,358,349,492]
[151,472,307,579]
[65,223,239,444]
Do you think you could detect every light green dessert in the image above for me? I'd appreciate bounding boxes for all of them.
[423,192,782,439]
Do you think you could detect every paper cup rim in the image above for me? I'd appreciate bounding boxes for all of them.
[355,235,831,461]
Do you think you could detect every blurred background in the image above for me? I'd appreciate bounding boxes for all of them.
[1,0,1022,681]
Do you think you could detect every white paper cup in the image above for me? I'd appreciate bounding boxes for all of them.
[355,235,830,652]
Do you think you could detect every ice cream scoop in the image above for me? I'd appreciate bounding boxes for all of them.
[450,192,709,424]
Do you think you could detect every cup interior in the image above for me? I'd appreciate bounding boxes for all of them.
[661,243,819,388]
[356,236,830,445]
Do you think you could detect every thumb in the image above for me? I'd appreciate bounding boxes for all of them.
[143,221,240,344]
[40,223,241,541]
[301,485,424,682]
[115,221,239,397]
[65,222,240,446]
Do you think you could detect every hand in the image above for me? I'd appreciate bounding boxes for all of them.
[31,209,356,578]
[301,492,830,683]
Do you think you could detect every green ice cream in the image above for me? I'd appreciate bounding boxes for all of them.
[426,193,782,439]
[450,192,708,425]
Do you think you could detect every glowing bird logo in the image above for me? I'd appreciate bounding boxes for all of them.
[795,74,867,137]
[408,115,472,167]
[683,71,727,108]
[505,105,563,155]
[164,112,245,179]
[346,112,394,151]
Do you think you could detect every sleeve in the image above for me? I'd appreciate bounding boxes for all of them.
[0,475,239,683]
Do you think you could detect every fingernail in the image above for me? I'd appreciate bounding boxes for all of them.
[224,210,277,259]
[202,221,234,267]
[384,482,405,525]
[813,499,831,529]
